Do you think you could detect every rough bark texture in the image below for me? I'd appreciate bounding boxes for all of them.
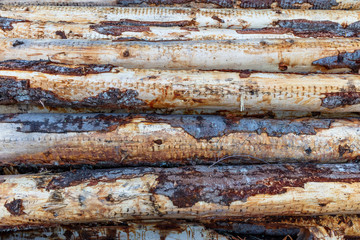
[1,6,360,29]
[2,164,360,228]
[2,113,360,165]
[0,0,359,9]
[2,64,360,112]
[1,38,360,73]
[4,18,360,40]
[0,223,231,240]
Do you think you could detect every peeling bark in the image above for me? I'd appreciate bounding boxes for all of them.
[0,223,231,240]
[2,6,360,28]
[0,0,359,9]
[0,113,360,165]
[1,164,360,228]
[1,38,360,73]
[2,64,360,111]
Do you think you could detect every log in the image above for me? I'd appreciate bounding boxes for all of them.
[0,0,359,9]
[0,113,359,166]
[236,215,360,238]
[0,222,232,240]
[1,6,360,29]
[2,38,360,73]
[2,63,360,112]
[2,164,360,228]
[3,8,360,40]
[0,22,298,41]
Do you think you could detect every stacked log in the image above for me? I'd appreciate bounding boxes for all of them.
[0,1,360,240]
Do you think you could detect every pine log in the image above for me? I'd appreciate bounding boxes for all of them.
[0,23,298,41]
[233,215,360,238]
[2,64,360,112]
[1,6,360,29]
[0,0,359,9]
[1,164,360,228]
[0,113,358,166]
[0,223,231,240]
[2,38,360,73]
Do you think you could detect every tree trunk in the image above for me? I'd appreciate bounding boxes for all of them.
[2,6,360,32]
[1,38,360,73]
[1,164,360,228]
[0,222,231,240]
[1,64,360,112]
[0,113,358,165]
[0,0,359,9]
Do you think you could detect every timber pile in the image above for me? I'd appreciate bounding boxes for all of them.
[1,1,360,240]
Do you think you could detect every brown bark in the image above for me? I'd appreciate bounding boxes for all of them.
[0,113,359,165]
[0,0,359,9]
[2,64,360,112]
[0,222,231,240]
[2,164,360,228]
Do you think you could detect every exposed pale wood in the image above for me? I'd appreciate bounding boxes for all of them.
[0,0,359,9]
[2,38,360,73]
[0,113,358,165]
[0,223,230,240]
[1,6,360,27]
[0,22,298,41]
[2,65,360,112]
[1,164,360,228]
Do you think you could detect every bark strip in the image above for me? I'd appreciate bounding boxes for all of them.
[2,38,360,73]
[0,113,359,165]
[1,164,360,228]
[2,64,360,112]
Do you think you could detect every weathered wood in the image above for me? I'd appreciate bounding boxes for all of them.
[2,64,360,112]
[0,113,359,165]
[0,0,359,9]
[0,223,231,240]
[2,38,360,73]
[1,6,360,30]
[0,22,298,41]
[1,164,360,228]
[239,215,360,238]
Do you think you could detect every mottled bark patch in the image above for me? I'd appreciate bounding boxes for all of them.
[115,0,234,7]
[90,24,150,36]
[4,199,25,216]
[239,0,338,9]
[0,113,332,137]
[0,17,28,31]
[0,60,113,76]
[99,19,196,27]
[237,20,360,38]
[312,50,360,72]
[152,164,360,208]
[0,77,146,110]
[45,168,151,190]
[147,115,332,139]
[321,92,360,109]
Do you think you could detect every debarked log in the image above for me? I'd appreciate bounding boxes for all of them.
[1,6,360,29]
[0,22,299,41]
[0,223,232,240]
[0,113,359,165]
[2,63,360,112]
[0,0,359,9]
[239,215,360,238]
[3,10,360,39]
[2,164,360,228]
[3,38,360,73]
